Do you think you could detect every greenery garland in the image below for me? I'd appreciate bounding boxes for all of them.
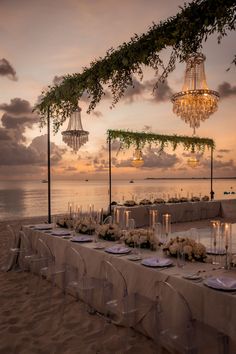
[35,0,236,132]
[107,129,215,152]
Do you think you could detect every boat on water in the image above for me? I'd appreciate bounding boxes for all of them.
[129,180,134,183]
[41,179,48,183]
[85,179,89,182]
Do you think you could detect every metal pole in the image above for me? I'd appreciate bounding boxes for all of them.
[108,135,112,215]
[210,146,214,200]
[47,107,51,223]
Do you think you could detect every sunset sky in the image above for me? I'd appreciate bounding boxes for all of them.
[0,0,235,181]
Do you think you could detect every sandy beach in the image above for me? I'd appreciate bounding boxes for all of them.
[0,217,159,354]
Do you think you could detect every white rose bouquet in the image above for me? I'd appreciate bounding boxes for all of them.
[122,228,159,251]
[163,236,206,262]
[97,223,121,241]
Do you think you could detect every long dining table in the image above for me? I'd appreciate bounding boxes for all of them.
[22,224,236,352]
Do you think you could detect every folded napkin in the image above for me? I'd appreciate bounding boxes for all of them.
[51,230,71,236]
[105,245,130,254]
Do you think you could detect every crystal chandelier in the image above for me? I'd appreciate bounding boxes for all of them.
[172,53,219,134]
[131,148,144,168]
[61,106,89,152]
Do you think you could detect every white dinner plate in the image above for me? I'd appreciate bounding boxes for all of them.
[93,243,106,249]
[183,273,202,280]
[141,257,173,268]
[204,276,236,291]
[51,230,71,236]
[71,236,93,243]
[105,246,131,254]
[34,224,53,230]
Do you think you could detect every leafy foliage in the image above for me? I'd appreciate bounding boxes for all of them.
[107,129,215,152]
[35,0,236,132]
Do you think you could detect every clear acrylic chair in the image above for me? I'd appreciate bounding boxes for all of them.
[154,280,229,354]
[1,225,21,271]
[61,246,101,315]
[101,259,153,327]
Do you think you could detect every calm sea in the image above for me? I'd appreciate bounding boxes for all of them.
[0,179,235,221]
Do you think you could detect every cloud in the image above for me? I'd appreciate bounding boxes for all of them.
[29,135,66,165]
[0,98,39,143]
[218,149,231,153]
[218,82,236,99]
[0,98,32,115]
[122,77,173,103]
[0,58,17,81]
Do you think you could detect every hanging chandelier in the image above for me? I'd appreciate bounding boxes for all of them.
[131,148,144,168]
[61,106,89,152]
[172,53,219,134]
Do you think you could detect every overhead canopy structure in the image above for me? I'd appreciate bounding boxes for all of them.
[107,129,215,213]
[35,0,236,131]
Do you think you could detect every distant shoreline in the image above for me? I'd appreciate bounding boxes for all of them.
[145,177,236,180]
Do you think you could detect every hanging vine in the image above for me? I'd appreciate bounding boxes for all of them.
[107,129,215,152]
[35,0,236,132]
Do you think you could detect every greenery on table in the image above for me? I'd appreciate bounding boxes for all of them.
[107,129,215,152]
[35,0,236,132]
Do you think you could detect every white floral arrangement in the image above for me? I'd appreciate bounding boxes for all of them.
[123,200,137,207]
[75,220,96,234]
[201,195,209,201]
[139,199,152,205]
[97,223,121,241]
[153,198,165,204]
[122,228,159,250]
[191,196,200,202]
[163,236,207,262]
[168,197,180,203]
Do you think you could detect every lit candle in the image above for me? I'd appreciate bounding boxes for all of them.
[116,209,120,224]
[163,213,171,235]
[125,210,130,228]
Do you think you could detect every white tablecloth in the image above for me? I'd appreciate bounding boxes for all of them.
[116,201,221,227]
[22,225,236,351]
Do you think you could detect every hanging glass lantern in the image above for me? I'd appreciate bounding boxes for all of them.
[61,106,89,153]
[187,148,199,168]
[172,53,219,134]
[131,148,144,168]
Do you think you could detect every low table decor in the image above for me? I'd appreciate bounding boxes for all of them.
[163,236,207,262]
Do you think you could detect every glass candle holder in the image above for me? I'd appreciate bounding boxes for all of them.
[210,220,221,264]
[222,222,232,269]
[124,210,131,229]
[162,213,171,245]
[149,210,158,229]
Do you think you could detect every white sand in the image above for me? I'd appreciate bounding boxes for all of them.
[0,217,158,354]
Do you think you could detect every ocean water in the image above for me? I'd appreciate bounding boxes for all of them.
[0,179,235,221]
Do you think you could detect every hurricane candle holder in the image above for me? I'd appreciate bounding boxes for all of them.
[124,210,131,229]
[210,220,221,265]
[162,213,171,245]
[222,222,232,270]
[149,210,158,229]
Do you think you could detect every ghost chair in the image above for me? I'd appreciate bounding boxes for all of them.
[154,280,229,354]
[1,225,22,271]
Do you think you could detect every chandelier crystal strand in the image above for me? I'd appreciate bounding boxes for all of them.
[172,53,219,134]
[61,107,89,152]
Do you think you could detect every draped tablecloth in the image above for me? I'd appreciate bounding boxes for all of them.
[116,200,221,227]
[23,225,236,351]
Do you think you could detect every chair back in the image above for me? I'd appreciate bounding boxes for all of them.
[66,247,87,279]
[101,259,128,301]
[19,230,32,253]
[38,238,54,264]
[7,225,20,250]
[155,280,193,333]
[103,215,113,225]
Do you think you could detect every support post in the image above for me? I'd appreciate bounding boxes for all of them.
[108,135,112,215]
[210,146,214,200]
[47,107,51,223]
